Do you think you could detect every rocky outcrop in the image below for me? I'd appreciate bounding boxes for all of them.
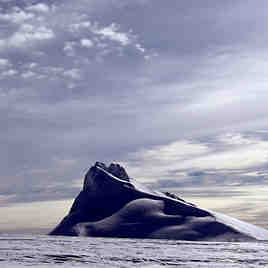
[50,162,268,241]
[50,163,135,236]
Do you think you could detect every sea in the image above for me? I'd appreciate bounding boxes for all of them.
[1,234,268,267]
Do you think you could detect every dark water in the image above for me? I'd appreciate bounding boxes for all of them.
[1,234,268,267]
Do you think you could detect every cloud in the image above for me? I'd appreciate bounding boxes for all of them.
[69,21,92,32]
[0,69,18,78]
[63,68,81,80]
[21,71,36,79]
[0,8,34,24]
[123,133,268,187]
[9,24,54,45]
[80,38,94,48]
[63,41,76,56]
[67,19,144,58]
[0,58,11,68]
[122,140,210,182]
[93,23,131,46]
[26,3,50,13]
[0,24,55,49]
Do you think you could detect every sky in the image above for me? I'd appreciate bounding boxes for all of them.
[1,0,268,233]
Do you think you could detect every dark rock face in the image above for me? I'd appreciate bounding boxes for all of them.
[50,163,135,236]
[50,162,268,241]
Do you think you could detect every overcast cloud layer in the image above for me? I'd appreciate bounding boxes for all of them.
[1,0,268,231]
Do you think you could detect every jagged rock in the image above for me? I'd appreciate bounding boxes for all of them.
[50,162,268,241]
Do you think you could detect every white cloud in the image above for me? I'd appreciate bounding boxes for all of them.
[123,140,210,182]
[7,24,55,47]
[80,38,94,48]
[27,62,38,69]
[26,3,50,13]
[63,41,76,56]
[94,23,130,46]
[133,140,209,163]
[243,171,268,177]
[0,59,11,68]
[218,133,258,146]
[69,21,92,32]
[124,134,268,183]
[63,68,81,80]
[0,69,18,77]
[136,43,146,53]
[178,143,268,171]
[69,21,132,47]
[40,66,64,77]
[21,71,36,79]
[0,9,34,24]
[65,16,150,59]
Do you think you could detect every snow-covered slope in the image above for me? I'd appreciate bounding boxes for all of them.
[212,211,268,240]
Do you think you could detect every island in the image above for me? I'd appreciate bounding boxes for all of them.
[50,162,268,241]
